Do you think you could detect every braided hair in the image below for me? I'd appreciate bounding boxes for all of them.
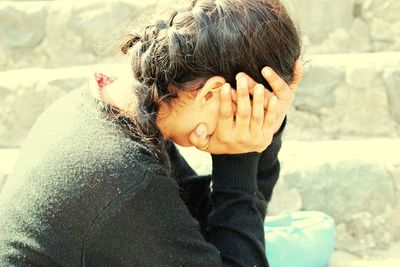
[118,0,301,172]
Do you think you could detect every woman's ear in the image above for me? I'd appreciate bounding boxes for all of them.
[195,76,226,106]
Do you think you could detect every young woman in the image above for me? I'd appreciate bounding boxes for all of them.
[0,0,302,266]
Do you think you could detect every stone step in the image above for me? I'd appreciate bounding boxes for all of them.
[3,139,399,218]
[0,52,399,147]
[1,0,399,70]
[0,63,130,147]
[0,148,19,194]
[0,148,19,175]
[284,0,400,54]
[1,138,400,256]
[0,0,160,71]
[178,138,400,256]
[329,243,400,267]
[285,52,400,140]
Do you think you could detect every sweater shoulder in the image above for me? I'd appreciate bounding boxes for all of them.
[0,84,165,238]
[4,86,164,202]
[0,85,171,266]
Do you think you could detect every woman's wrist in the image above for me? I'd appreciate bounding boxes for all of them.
[273,115,287,136]
[211,152,261,193]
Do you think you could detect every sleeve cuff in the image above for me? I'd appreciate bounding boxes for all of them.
[211,152,260,193]
[258,115,286,174]
[273,115,287,138]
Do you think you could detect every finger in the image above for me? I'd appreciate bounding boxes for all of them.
[236,72,272,98]
[218,83,234,133]
[262,67,293,101]
[236,72,257,90]
[235,77,251,131]
[234,72,279,109]
[231,83,273,112]
[289,59,303,91]
[249,85,273,99]
[189,123,210,151]
[263,95,278,134]
[250,84,265,133]
[254,84,273,110]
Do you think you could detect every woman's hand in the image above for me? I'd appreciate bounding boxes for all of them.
[189,60,303,154]
[232,60,303,134]
[189,75,278,154]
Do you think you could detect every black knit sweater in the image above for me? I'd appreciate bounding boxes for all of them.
[0,85,285,266]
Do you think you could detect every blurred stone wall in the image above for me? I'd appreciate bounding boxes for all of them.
[285,0,400,53]
[0,0,399,259]
[1,0,399,145]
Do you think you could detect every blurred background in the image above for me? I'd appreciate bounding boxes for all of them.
[0,0,399,266]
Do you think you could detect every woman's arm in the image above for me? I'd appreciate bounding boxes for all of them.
[168,64,294,235]
[167,117,286,220]
[188,62,301,205]
[257,115,286,202]
[165,139,212,238]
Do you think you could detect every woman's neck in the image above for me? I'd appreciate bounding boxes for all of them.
[90,76,169,140]
[91,77,138,118]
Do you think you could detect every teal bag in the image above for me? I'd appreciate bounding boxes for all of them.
[264,211,335,267]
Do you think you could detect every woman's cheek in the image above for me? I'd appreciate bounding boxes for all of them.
[210,104,220,132]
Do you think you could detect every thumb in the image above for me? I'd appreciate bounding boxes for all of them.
[189,123,210,151]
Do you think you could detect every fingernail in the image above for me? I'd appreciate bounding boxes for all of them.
[223,84,230,94]
[196,124,205,136]
[239,77,247,88]
[263,67,271,77]
[236,73,244,80]
[255,84,264,94]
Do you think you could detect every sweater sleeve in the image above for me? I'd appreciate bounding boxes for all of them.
[83,152,268,267]
[165,140,212,237]
[257,115,287,203]
[166,112,286,238]
[208,152,268,266]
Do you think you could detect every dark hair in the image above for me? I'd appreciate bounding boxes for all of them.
[119,0,301,171]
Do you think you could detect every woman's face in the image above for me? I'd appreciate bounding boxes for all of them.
[156,78,224,147]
